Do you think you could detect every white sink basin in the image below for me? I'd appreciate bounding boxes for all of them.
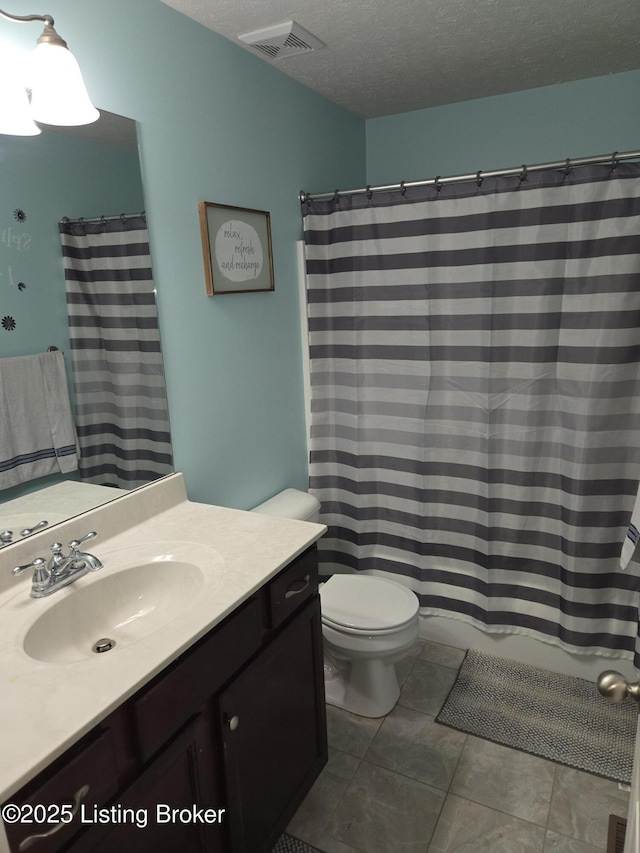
[21,542,224,664]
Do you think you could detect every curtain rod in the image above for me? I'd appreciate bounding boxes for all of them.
[59,212,145,225]
[298,149,640,203]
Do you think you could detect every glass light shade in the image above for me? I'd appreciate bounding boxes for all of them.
[0,77,40,135]
[29,41,99,126]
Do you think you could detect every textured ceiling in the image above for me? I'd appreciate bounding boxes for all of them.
[158,0,640,118]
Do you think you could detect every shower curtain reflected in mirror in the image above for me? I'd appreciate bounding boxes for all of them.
[59,214,173,490]
[302,164,640,666]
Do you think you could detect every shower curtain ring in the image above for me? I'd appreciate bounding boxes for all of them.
[611,151,619,171]
[332,189,340,205]
[564,158,571,177]
[400,180,406,197]
[476,170,483,187]
[519,164,528,183]
[366,185,373,201]
[434,176,442,193]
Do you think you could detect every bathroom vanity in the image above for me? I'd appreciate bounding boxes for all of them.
[0,475,327,853]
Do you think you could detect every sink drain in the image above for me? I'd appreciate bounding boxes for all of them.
[92,638,116,654]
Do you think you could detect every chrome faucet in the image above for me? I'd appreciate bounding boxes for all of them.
[0,520,49,548]
[12,531,103,598]
[48,532,103,575]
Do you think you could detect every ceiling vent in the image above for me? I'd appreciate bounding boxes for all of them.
[238,21,325,61]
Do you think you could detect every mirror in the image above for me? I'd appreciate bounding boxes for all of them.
[0,111,173,548]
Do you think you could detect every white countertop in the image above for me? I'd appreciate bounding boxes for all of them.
[0,474,325,811]
[0,481,126,537]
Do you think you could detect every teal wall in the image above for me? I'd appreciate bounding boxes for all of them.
[0,0,365,510]
[366,71,640,185]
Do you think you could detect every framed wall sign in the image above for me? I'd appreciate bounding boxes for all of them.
[198,201,274,295]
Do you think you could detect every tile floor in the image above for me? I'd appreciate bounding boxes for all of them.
[286,640,631,853]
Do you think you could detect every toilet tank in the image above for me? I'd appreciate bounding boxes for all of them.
[251,488,320,522]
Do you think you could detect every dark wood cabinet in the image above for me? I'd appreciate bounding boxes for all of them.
[1,729,121,853]
[2,546,327,853]
[220,597,327,853]
[70,714,222,853]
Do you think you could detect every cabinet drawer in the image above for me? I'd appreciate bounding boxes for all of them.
[132,596,263,763]
[4,729,119,853]
[267,547,318,629]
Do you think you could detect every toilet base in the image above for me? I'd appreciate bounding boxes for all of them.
[323,656,401,718]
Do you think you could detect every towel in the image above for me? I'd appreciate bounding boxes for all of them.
[0,351,79,489]
[621,482,640,570]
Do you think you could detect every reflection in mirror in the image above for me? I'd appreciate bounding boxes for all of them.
[0,111,173,548]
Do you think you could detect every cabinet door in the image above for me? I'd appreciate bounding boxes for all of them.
[68,714,224,853]
[3,729,120,853]
[219,596,327,853]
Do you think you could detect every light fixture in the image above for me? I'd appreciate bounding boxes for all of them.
[0,61,39,135]
[0,9,99,136]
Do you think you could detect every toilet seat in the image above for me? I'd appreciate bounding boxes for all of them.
[320,575,419,633]
[322,614,417,636]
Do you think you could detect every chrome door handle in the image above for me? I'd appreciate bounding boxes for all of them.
[597,671,640,703]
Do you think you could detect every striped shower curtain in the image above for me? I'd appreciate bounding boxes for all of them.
[302,163,640,665]
[59,214,173,490]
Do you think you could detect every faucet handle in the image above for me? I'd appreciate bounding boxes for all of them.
[68,531,97,551]
[12,557,51,596]
[68,531,102,572]
[12,557,47,576]
[19,520,49,537]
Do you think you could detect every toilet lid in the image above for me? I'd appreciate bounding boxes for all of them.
[320,575,419,631]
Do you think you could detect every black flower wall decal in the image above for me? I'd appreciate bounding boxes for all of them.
[17,282,26,291]
[2,316,16,331]
[13,209,26,223]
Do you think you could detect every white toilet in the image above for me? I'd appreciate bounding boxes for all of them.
[252,488,420,717]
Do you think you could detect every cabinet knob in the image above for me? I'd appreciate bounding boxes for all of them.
[226,714,240,731]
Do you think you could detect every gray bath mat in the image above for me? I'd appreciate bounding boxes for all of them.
[272,834,322,853]
[436,648,637,784]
